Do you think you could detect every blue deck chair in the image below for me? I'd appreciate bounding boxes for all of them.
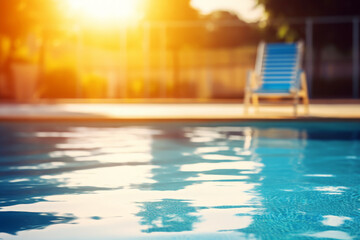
[244,41,309,115]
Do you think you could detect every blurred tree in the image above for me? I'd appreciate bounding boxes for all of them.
[256,0,360,41]
[142,0,202,97]
[203,10,260,48]
[143,0,198,22]
[0,0,64,99]
[257,0,360,98]
[257,0,360,19]
[142,0,201,48]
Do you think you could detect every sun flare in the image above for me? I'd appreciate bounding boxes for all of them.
[68,0,140,23]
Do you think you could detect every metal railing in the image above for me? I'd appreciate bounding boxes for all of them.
[1,16,359,100]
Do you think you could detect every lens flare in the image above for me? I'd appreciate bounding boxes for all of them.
[68,0,139,23]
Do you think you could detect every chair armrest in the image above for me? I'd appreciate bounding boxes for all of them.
[246,70,259,91]
[292,70,303,91]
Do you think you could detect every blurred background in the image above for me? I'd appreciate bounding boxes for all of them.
[0,0,359,102]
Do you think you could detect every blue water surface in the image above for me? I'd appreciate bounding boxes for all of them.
[0,121,359,240]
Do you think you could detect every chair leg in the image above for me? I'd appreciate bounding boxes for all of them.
[294,95,299,116]
[252,94,259,113]
[244,91,251,114]
[301,72,310,115]
[303,95,310,115]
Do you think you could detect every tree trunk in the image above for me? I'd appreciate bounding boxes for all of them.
[2,37,16,100]
[172,47,180,97]
[36,30,48,99]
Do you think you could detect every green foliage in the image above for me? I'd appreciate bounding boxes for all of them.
[203,11,261,48]
[142,0,199,22]
[82,73,107,98]
[0,0,64,39]
[142,0,202,49]
[0,0,65,100]
[40,67,78,98]
[256,0,360,47]
[256,0,360,19]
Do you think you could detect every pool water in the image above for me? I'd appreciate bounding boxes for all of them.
[0,121,359,240]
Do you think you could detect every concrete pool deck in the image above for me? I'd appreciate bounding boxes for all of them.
[0,100,359,121]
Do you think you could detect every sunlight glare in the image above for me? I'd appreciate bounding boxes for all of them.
[68,0,139,23]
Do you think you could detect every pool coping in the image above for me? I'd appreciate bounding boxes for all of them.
[0,102,359,122]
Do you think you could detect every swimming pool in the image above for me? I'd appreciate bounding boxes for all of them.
[0,121,359,240]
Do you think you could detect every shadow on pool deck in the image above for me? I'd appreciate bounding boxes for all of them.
[0,100,359,121]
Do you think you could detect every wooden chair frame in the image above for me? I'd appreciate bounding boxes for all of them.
[244,42,310,116]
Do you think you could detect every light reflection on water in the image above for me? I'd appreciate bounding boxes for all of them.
[0,122,359,239]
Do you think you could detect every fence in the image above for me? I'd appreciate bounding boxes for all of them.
[1,16,359,101]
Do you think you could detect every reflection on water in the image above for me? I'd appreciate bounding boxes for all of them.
[0,122,359,239]
[0,211,75,235]
[136,199,200,233]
